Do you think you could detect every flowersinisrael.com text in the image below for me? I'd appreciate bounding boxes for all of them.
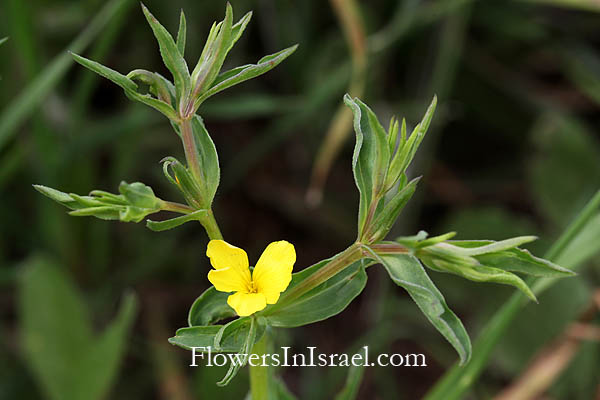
[190,346,426,368]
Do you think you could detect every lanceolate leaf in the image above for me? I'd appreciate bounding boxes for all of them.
[176,10,186,56]
[168,326,223,351]
[449,240,575,277]
[187,286,235,326]
[367,177,419,242]
[0,37,8,46]
[71,52,137,91]
[191,116,220,205]
[386,97,437,189]
[71,53,177,119]
[215,317,257,386]
[34,183,163,223]
[375,252,472,364]
[169,316,265,353]
[191,4,233,97]
[344,95,391,236]
[141,4,190,107]
[195,45,298,109]
[261,258,368,327]
[418,244,537,301]
[228,11,252,53]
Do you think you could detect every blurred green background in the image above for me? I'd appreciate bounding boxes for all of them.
[1,0,599,399]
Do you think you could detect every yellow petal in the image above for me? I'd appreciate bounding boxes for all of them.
[227,292,267,316]
[208,268,250,293]
[206,240,251,293]
[253,241,295,303]
[262,291,281,304]
[207,240,249,271]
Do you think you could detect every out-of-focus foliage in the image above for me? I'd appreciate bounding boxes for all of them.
[19,257,137,400]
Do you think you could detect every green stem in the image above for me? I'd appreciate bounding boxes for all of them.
[249,330,270,400]
[161,200,195,214]
[424,188,600,400]
[179,117,203,184]
[199,209,223,240]
[544,189,600,261]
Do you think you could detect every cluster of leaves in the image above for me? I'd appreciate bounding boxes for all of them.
[34,182,162,223]
[168,94,574,382]
[36,3,296,231]
[34,2,575,388]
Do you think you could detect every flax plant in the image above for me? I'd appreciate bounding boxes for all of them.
[35,4,575,398]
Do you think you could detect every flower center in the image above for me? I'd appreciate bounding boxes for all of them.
[247,279,258,293]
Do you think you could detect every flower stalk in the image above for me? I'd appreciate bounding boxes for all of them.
[249,329,270,400]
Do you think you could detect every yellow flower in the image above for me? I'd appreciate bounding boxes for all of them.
[206,239,296,316]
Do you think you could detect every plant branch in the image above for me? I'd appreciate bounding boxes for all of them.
[424,188,600,400]
[161,200,195,214]
[198,209,223,240]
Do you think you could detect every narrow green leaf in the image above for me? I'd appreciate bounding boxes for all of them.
[419,245,537,301]
[176,10,186,56]
[367,176,420,241]
[449,240,575,277]
[69,206,121,220]
[195,45,298,109]
[71,52,137,91]
[33,185,81,209]
[169,317,265,353]
[261,259,368,327]
[191,3,233,97]
[334,365,365,400]
[36,183,162,223]
[214,317,264,352]
[74,54,177,119]
[187,286,235,326]
[374,251,472,364]
[0,37,7,46]
[449,237,537,256]
[387,117,399,153]
[386,96,437,189]
[216,317,257,387]
[168,326,223,351]
[146,209,207,232]
[191,115,220,205]
[127,69,173,104]
[344,94,391,235]
[396,231,458,250]
[228,11,252,51]
[141,3,190,106]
